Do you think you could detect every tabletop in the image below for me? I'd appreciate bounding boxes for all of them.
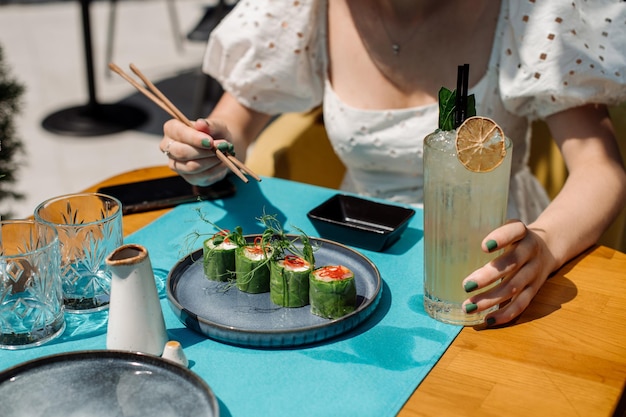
[71,165,626,416]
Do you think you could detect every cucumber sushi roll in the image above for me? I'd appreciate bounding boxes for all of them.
[235,237,273,293]
[203,232,237,282]
[309,265,357,319]
[270,255,312,307]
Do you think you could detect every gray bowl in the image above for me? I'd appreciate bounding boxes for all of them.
[0,350,219,417]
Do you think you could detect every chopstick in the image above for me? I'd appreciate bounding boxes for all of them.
[108,62,261,183]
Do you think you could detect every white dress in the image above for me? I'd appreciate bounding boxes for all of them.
[203,0,626,224]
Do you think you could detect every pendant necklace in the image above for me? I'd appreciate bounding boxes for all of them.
[376,4,421,55]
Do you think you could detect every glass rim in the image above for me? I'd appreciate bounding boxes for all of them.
[33,192,123,226]
[424,129,513,151]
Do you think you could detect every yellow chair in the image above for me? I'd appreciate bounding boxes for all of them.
[247,104,626,252]
[528,104,626,252]
[246,107,345,189]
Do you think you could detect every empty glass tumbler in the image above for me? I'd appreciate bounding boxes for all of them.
[0,220,65,349]
[34,193,123,313]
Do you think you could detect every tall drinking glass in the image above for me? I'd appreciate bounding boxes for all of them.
[423,129,512,325]
[34,193,123,313]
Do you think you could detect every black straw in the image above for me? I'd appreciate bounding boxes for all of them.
[454,64,470,128]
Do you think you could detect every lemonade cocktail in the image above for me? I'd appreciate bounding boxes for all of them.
[423,123,512,325]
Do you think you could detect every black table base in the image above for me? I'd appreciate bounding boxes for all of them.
[42,0,147,137]
[42,102,148,137]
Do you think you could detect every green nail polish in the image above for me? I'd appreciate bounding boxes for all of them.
[486,317,496,327]
[464,280,479,292]
[216,142,232,152]
[201,139,212,148]
[486,239,498,252]
[465,303,478,313]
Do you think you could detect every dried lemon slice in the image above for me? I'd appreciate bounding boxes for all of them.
[455,116,506,172]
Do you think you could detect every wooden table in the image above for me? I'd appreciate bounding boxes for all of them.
[88,165,626,417]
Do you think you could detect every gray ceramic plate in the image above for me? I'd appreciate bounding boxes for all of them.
[0,350,219,417]
[167,236,382,347]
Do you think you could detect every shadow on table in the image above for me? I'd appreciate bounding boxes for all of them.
[612,381,626,417]
[471,259,580,329]
[323,278,393,345]
[215,398,233,417]
[294,279,454,372]
[512,275,578,326]
[44,309,109,347]
[380,225,423,256]
[505,250,582,327]
[193,178,287,235]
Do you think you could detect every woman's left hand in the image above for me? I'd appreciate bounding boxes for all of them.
[461,219,557,326]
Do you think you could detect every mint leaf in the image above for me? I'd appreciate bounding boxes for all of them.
[438,87,456,131]
[466,95,477,118]
[437,87,477,131]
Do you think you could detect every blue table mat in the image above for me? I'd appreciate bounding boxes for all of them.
[1,177,461,417]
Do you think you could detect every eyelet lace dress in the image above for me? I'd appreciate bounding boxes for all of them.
[204,0,626,224]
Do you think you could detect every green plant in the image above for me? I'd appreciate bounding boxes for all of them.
[0,44,25,218]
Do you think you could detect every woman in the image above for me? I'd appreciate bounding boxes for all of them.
[161,0,626,325]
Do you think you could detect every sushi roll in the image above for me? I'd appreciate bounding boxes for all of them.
[235,236,273,293]
[309,265,357,319]
[202,232,238,282]
[270,254,312,307]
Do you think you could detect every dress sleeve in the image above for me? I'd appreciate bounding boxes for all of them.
[499,0,626,120]
[202,0,326,115]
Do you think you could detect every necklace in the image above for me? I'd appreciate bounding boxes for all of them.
[376,3,421,55]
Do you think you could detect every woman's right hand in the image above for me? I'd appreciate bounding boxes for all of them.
[160,118,233,186]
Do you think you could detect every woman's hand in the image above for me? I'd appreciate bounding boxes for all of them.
[160,92,273,186]
[461,220,557,326]
[461,104,626,326]
[160,118,233,186]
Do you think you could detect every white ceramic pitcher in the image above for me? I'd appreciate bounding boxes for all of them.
[105,244,167,356]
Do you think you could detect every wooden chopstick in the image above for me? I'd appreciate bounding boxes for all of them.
[227,155,262,182]
[108,63,179,121]
[129,63,192,126]
[126,64,250,183]
[111,63,248,183]
[108,62,260,184]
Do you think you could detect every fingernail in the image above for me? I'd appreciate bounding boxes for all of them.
[486,317,496,327]
[486,239,498,252]
[201,138,212,148]
[198,118,211,129]
[216,142,232,152]
[464,280,479,292]
[465,303,478,313]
